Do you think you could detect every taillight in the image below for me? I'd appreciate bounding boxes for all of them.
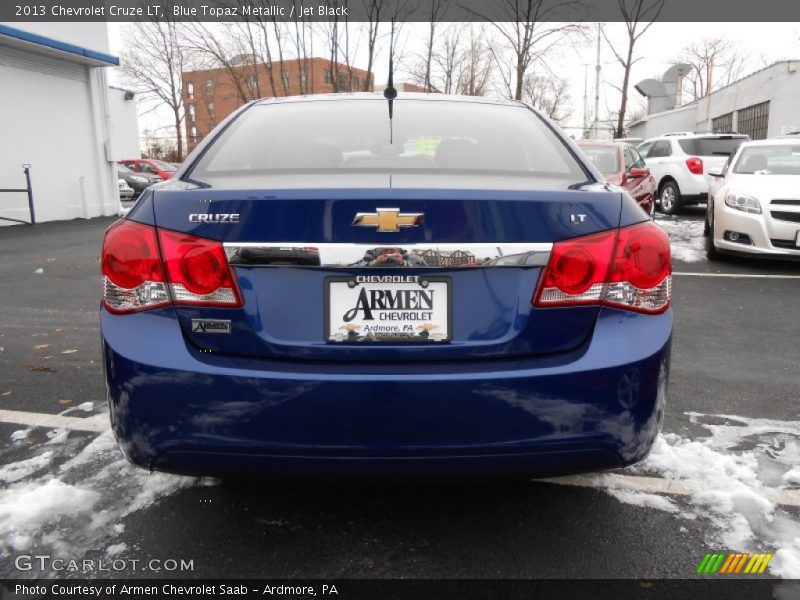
[158,229,242,307]
[534,221,671,314]
[102,220,170,314]
[686,157,703,175]
[535,230,616,306]
[102,220,242,314]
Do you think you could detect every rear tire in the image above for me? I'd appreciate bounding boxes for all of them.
[658,181,682,215]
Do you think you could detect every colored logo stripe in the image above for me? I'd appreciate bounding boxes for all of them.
[697,552,773,575]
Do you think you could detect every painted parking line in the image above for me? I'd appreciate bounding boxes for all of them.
[0,408,106,433]
[673,272,800,280]
[541,473,800,508]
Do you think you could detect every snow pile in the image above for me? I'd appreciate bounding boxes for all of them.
[0,480,101,529]
[655,216,706,263]
[0,451,53,483]
[0,425,196,577]
[610,412,800,579]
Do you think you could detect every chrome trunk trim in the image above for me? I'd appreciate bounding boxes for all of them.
[224,242,553,268]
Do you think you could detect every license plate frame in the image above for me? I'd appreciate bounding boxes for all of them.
[324,275,452,343]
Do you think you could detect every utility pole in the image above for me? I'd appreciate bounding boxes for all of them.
[583,64,590,137]
[705,57,714,124]
[592,23,602,139]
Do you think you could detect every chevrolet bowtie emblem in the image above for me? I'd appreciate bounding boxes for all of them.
[352,208,424,233]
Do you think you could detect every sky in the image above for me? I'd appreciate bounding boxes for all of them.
[107,21,800,146]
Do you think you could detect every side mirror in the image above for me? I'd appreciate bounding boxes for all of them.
[709,170,724,178]
[628,167,649,178]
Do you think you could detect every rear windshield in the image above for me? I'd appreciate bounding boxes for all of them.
[578,144,619,174]
[733,145,800,175]
[189,99,587,182]
[677,137,748,157]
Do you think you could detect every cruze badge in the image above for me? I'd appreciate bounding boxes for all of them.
[189,213,240,223]
[352,208,423,232]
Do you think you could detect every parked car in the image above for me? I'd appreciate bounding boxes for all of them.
[101,93,672,480]
[117,178,134,202]
[577,140,657,215]
[119,158,176,181]
[705,138,800,260]
[117,164,158,199]
[637,132,750,215]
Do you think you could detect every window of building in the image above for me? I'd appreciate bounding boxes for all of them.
[323,69,332,85]
[351,76,360,91]
[247,73,258,92]
[190,126,197,142]
[299,68,308,85]
[336,73,347,90]
[186,82,194,99]
[205,79,213,94]
[281,70,289,89]
[712,112,733,133]
[188,105,196,122]
[737,101,770,140]
[207,102,215,118]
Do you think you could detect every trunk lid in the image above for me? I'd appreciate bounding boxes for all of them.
[152,183,622,361]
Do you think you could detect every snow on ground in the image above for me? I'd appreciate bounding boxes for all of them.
[593,413,800,579]
[655,216,706,263]
[0,417,196,576]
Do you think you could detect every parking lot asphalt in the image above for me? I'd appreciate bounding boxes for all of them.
[0,213,798,581]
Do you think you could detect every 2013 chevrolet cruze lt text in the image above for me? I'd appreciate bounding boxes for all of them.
[101,93,672,479]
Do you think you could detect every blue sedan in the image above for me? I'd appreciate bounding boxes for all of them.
[101,93,672,479]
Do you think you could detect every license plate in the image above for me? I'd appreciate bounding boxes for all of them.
[325,276,451,343]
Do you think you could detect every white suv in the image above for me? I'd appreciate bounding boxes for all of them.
[637,133,749,215]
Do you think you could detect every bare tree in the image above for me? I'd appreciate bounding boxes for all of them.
[362,0,385,91]
[183,22,262,105]
[409,23,463,93]
[457,25,494,96]
[410,24,495,96]
[602,0,665,138]
[523,73,572,123]
[467,0,584,101]
[423,0,450,92]
[120,20,189,159]
[677,37,750,102]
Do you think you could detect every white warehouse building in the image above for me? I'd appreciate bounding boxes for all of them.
[0,24,139,226]
[630,61,800,141]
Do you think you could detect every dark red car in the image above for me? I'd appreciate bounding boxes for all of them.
[576,141,656,215]
[118,158,176,181]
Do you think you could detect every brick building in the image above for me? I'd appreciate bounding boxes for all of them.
[182,56,374,151]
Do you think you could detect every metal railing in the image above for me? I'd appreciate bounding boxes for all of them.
[0,164,35,225]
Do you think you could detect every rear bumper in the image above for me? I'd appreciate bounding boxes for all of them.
[102,307,672,479]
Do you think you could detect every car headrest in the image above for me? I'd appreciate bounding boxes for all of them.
[741,153,767,172]
[270,143,342,169]
[435,139,485,170]
[595,152,617,174]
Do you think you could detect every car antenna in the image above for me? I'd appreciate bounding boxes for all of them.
[383,18,398,144]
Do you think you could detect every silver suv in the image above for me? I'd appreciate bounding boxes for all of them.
[637,133,749,215]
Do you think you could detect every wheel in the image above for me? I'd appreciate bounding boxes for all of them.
[705,203,719,260]
[658,181,682,215]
